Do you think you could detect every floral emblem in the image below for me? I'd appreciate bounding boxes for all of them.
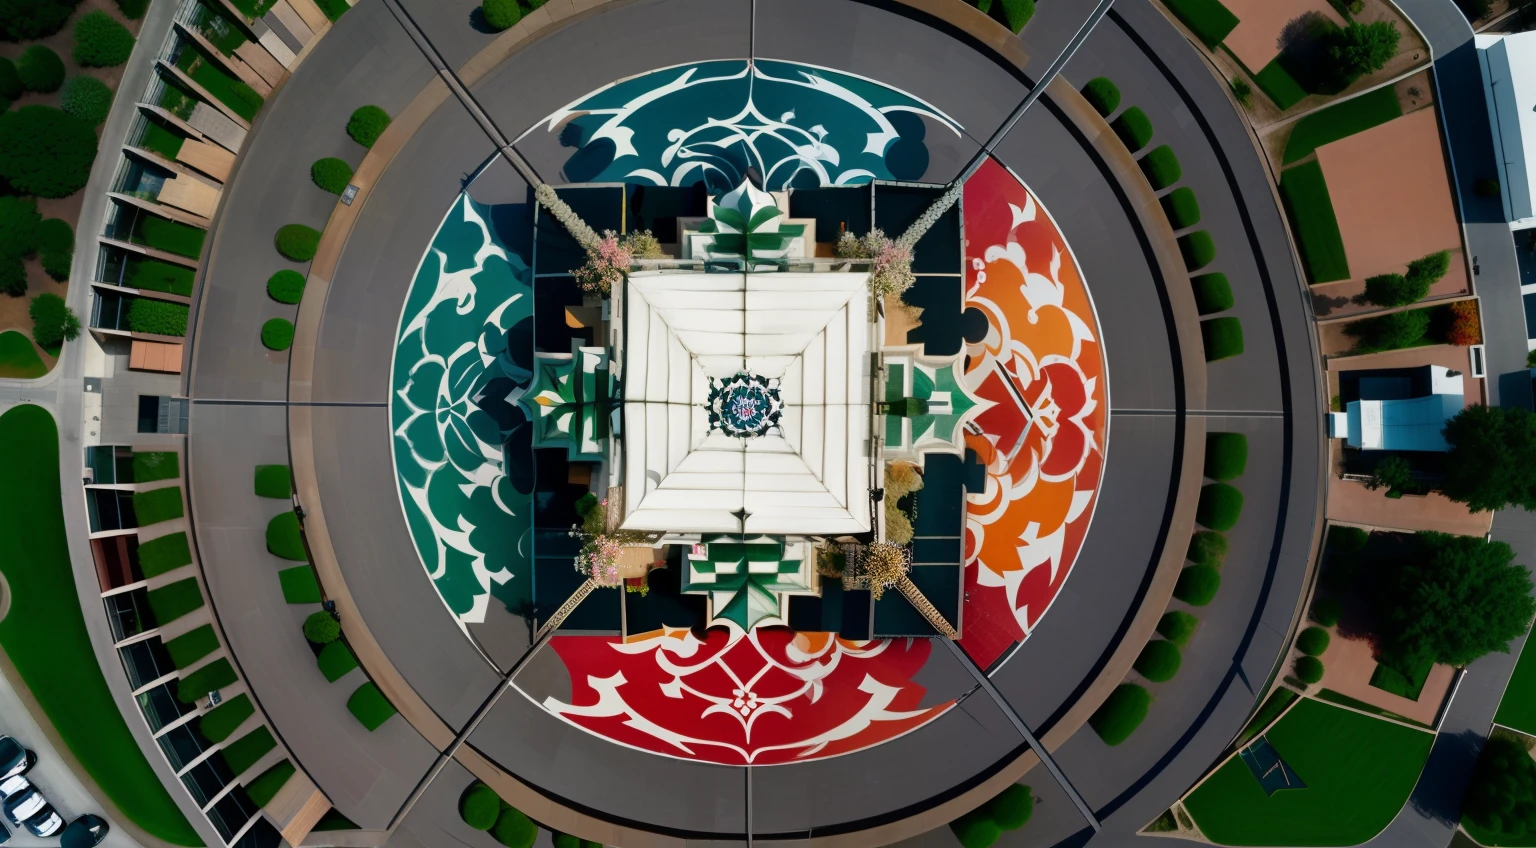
[708,372,782,438]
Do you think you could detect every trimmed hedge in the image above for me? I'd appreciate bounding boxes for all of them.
[1197,482,1243,531]
[460,782,499,830]
[254,464,291,498]
[127,297,189,337]
[303,610,339,644]
[492,808,537,848]
[1295,655,1324,685]
[148,577,203,626]
[347,681,396,731]
[1164,0,1239,48]
[1204,432,1247,481]
[196,693,253,742]
[1135,639,1183,682]
[222,726,275,776]
[1111,106,1153,152]
[989,784,1033,830]
[1187,529,1228,567]
[265,511,306,561]
[38,217,72,282]
[1363,272,1428,308]
[133,450,179,482]
[1311,595,1343,627]
[310,157,352,195]
[176,657,235,703]
[133,485,183,525]
[1179,230,1216,271]
[1201,316,1245,361]
[1157,611,1200,647]
[266,270,304,305]
[1297,625,1331,656]
[0,106,98,197]
[60,75,112,125]
[275,224,319,261]
[244,760,294,807]
[278,566,320,603]
[140,216,205,258]
[1175,565,1221,606]
[1161,187,1201,229]
[130,260,194,295]
[137,531,192,577]
[317,640,357,682]
[1089,683,1150,746]
[73,11,134,67]
[481,0,520,30]
[1140,145,1182,190]
[1082,77,1120,117]
[18,46,63,92]
[165,623,219,669]
[346,105,390,148]
[261,318,294,351]
[995,0,1034,32]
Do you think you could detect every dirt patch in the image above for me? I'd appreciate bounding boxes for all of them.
[1222,0,1347,76]
[1395,69,1434,114]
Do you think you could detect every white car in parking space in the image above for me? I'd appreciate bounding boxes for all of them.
[0,776,28,803]
[4,790,61,837]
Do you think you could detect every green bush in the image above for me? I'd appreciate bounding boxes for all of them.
[60,75,112,125]
[1187,529,1228,567]
[1111,106,1153,152]
[1140,145,1182,190]
[1175,565,1221,606]
[1326,20,1401,84]
[346,105,390,148]
[1157,610,1200,647]
[1297,625,1331,656]
[1204,432,1247,480]
[1161,187,1201,229]
[267,270,305,305]
[222,726,274,775]
[1088,683,1150,746]
[1082,77,1120,117]
[459,782,500,830]
[0,195,40,258]
[551,835,580,848]
[1345,308,1430,353]
[997,0,1034,32]
[1329,525,1368,551]
[1362,272,1427,308]
[0,58,19,100]
[132,451,179,482]
[1134,639,1183,682]
[1201,316,1244,361]
[347,681,396,731]
[261,318,294,351]
[0,256,24,297]
[196,693,253,742]
[117,0,147,19]
[1179,231,1216,271]
[140,216,205,258]
[165,623,218,668]
[481,0,519,30]
[1406,249,1451,286]
[18,46,63,92]
[127,297,189,336]
[988,784,1033,830]
[244,760,294,807]
[138,531,192,577]
[254,464,291,498]
[128,260,194,295]
[73,11,134,67]
[1197,482,1243,531]
[1164,0,1239,48]
[278,566,320,603]
[28,293,79,348]
[0,106,96,197]
[275,224,320,261]
[303,610,339,644]
[315,0,346,21]
[317,640,357,682]
[40,249,71,281]
[952,815,1000,848]
[265,511,306,561]
[492,808,537,848]
[133,485,183,524]
[1295,655,1324,684]
[1311,595,1342,627]
[37,218,72,282]
[310,157,352,195]
[175,657,234,702]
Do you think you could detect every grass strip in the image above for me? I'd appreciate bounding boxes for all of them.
[165,623,219,668]
[138,531,192,577]
[1255,58,1308,111]
[177,657,236,703]
[1279,161,1350,283]
[1282,87,1402,164]
[1163,0,1239,48]
[244,760,294,807]
[133,486,183,525]
[1495,636,1536,736]
[147,577,204,625]
[221,725,274,776]
[132,451,179,482]
[196,692,253,742]
[0,332,46,378]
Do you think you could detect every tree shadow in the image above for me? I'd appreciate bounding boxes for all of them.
[1408,728,1486,826]
[467,6,500,33]
[1312,290,1352,316]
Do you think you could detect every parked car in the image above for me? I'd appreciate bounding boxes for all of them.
[0,818,11,844]
[0,776,29,803]
[22,807,61,839]
[0,739,34,780]
[5,789,45,827]
[60,815,108,848]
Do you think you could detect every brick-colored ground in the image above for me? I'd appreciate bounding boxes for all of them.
[1315,623,1454,726]
[1222,0,1345,75]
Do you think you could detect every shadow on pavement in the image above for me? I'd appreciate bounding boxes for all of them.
[1408,728,1484,827]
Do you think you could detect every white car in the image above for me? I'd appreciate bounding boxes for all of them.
[0,776,28,802]
[5,790,44,827]
[23,809,61,839]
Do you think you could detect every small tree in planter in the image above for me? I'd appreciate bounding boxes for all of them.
[836,228,915,298]
[571,230,631,296]
[303,610,340,644]
[1366,455,1414,496]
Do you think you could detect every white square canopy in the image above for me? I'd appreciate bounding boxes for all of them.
[618,270,874,536]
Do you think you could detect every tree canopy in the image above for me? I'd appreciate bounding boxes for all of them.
[1464,736,1536,840]
[1441,404,1536,512]
[0,105,98,197]
[1376,532,1535,668]
[1327,21,1401,83]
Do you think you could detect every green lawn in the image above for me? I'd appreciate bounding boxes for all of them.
[1283,88,1403,164]
[0,406,202,845]
[174,44,262,122]
[1280,161,1350,283]
[1496,637,1536,735]
[1254,58,1308,111]
[1185,697,1434,845]
[1164,0,1240,49]
[0,331,47,379]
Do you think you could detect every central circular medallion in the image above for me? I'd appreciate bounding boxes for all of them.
[708,372,782,438]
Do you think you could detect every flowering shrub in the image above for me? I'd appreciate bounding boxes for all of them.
[1443,300,1481,346]
[862,541,912,600]
[577,535,622,586]
[572,230,632,294]
[625,229,665,259]
[837,228,915,297]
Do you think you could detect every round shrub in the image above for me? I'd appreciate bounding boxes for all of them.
[1179,230,1216,271]
[0,255,25,297]
[1204,432,1248,481]
[458,782,499,830]
[1295,655,1324,685]
[0,195,41,258]
[1157,610,1199,647]
[1110,106,1153,152]
[1311,595,1342,627]
[998,0,1034,32]
[0,105,99,197]
[1196,482,1244,531]
[1134,639,1183,682]
[551,834,579,848]
[1363,272,1429,308]
[1191,272,1233,315]
[1174,565,1221,606]
[1082,76,1120,117]
[0,58,20,100]
[491,808,536,848]
[18,46,63,93]
[117,0,148,19]
[951,813,1000,848]
[1089,683,1150,746]
[60,75,113,125]
[1187,530,1228,567]
[1140,144,1182,190]
[275,224,320,261]
[347,105,390,148]
[1161,186,1201,230]
[481,0,520,31]
[303,610,340,644]
[261,318,294,351]
[41,250,71,280]
[37,217,71,255]
[1296,625,1331,656]
[311,157,353,195]
[988,784,1033,830]
[73,10,134,67]
[29,292,78,348]
[267,269,305,304]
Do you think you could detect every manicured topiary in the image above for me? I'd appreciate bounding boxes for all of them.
[1157,611,1199,647]
[347,105,390,148]
[310,157,352,195]
[266,511,307,560]
[1174,565,1221,606]
[988,784,1033,830]
[1161,187,1201,230]
[127,297,189,335]
[134,485,184,524]
[1311,595,1342,627]
[481,0,520,30]
[317,640,357,682]
[1187,530,1228,567]
[1407,249,1452,286]
[73,11,134,67]
[347,681,396,731]
[1191,272,1232,315]
[1201,316,1244,361]
[266,269,305,304]
[1204,432,1247,481]
[0,58,19,100]
[1140,145,1182,190]
[1363,272,1428,308]
[0,106,98,197]
[261,317,294,350]
[0,195,41,258]
[18,46,63,92]
[29,292,78,348]
[1111,106,1153,152]
[1134,639,1182,682]
[275,224,320,261]
[279,566,320,603]
[303,610,339,644]
[1089,683,1150,746]
[60,75,112,125]
[552,834,580,848]
[951,815,999,848]
[1296,625,1331,656]
[998,0,1034,32]
[254,464,291,498]
[1197,482,1243,531]
[1295,655,1324,685]
[1179,231,1216,271]
[492,808,537,848]
[1082,76,1120,117]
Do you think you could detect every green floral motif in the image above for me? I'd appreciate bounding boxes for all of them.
[682,536,816,634]
[693,179,806,267]
[883,354,983,457]
[521,344,612,461]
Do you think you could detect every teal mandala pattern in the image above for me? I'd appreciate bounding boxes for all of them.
[390,194,534,629]
[531,59,963,190]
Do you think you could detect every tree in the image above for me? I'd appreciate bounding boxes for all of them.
[1327,21,1401,83]
[1366,455,1414,494]
[72,10,133,67]
[1375,532,1536,668]
[346,105,390,148]
[0,106,98,197]
[60,75,112,125]
[1464,736,1536,839]
[28,292,78,348]
[1346,307,1429,352]
[0,195,40,258]
[0,0,81,41]
[1363,273,1428,307]
[1441,405,1536,512]
[16,44,62,92]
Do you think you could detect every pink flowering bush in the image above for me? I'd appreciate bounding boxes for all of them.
[836,228,915,297]
[577,535,622,586]
[572,230,632,295]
